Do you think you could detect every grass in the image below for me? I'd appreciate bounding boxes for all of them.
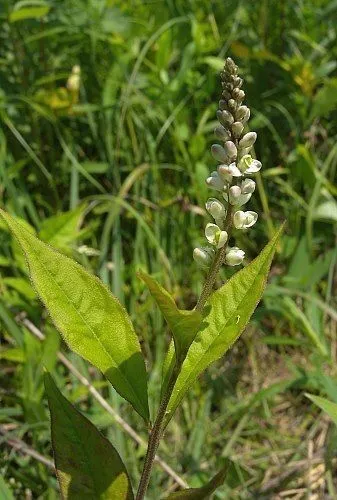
[0,0,337,498]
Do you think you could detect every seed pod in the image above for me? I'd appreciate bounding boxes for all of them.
[214,125,230,141]
[211,144,227,162]
[233,77,243,88]
[216,109,234,127]
[239,132,257,149]
[231,121,244,138]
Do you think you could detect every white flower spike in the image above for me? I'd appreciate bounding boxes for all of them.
[194,57,261,271]
[205,223,228,249]
[233,210,258,229]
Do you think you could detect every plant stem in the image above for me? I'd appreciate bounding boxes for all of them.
[136,365,179,500]
[196,204,233,311]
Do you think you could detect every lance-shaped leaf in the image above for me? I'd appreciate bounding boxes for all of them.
[164,224,284,425]
[138,270,203,363]
[305,393,337,426]
[166,464,228,499]
[0,209,149,422]
[44,373,134,499]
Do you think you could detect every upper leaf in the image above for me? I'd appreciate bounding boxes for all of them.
[166,464,228,499]
[0,209,149,422]
[164,224,284,425]
[44,373,134,500]
[138,270,203,363]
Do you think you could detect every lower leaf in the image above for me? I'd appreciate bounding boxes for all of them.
[166,464,228,499]
[44,372,134,500]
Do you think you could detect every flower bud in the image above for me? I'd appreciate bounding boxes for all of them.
[214,125,230,141]
[241,178,256,194]
[231,121,244,138]
[206,171,224,191]
[219,100,227,110]
[233,77,243,88]
[224,141,237,160]
[239,132,257,149]
[222,89,231,100]
[193,247,215,268]
[225,247,245,266]
[218,163,242,182]
[211,144,227,163]
[235,106,250,123]
[228,185,242,205]
[205,223,228,249]
[233,210,258,229]
[217,109,234,127]
[228,99,237,112]
[206,198,226,220]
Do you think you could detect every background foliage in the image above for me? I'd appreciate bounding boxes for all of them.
[0,0,337,498]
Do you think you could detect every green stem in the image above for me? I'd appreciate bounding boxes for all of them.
[136,365,179,500]
[196,204,233,311]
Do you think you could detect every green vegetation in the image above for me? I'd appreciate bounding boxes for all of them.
[1,0,337,498]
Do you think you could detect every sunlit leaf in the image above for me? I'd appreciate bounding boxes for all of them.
[138,270,202,363]
[0,209,149,421]
[164,225,284,425]
[0,475,14,500]
[9,5,50,23]
[39,205,86,254]
[45,373,134,499]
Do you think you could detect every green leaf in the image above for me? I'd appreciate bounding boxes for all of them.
[9,6,50,23]
[39,205,86,254]
[44,373,134,499]
[164,224,284,425]
[0,475,14,500]
[305,394,337,426]
[166,464,228,499]
[0,209,149,422]
[138,270,202,362]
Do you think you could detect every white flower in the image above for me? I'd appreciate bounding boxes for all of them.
[233,210,258,229]
[206,198,226,220]
[241,178,256,194]
[239,132,257,149]
[205,223,228,249]
[225,247,245,266]
[206,171,224,191]
[218,162,242,182]
[193,246,215,268]
[238,154,262,174]
[223,185,252,206]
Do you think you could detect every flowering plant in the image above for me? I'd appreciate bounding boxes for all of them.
[0,58,283,499]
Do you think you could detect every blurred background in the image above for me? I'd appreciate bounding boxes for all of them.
[1,0,337,498]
